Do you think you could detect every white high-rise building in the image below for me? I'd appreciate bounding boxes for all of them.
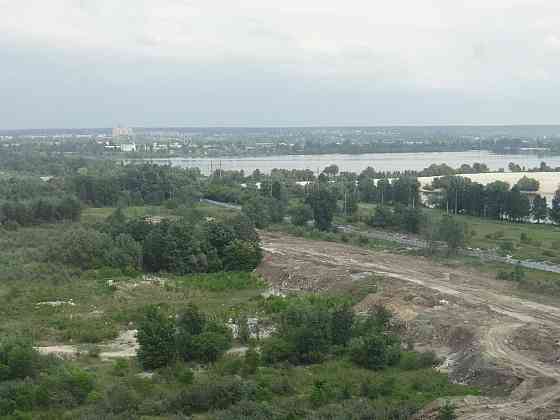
[112,126,134,138]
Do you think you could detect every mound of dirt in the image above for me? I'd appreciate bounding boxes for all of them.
[511,324,560,365]
[450,349,522,396]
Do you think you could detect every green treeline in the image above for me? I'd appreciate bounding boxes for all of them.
[51,210,262,274]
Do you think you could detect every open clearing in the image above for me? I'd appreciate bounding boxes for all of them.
[258,231,560,419]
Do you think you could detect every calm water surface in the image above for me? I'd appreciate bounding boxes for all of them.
[145,151,560,175]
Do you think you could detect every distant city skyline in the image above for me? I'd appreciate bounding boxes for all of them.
[3,1,560,129]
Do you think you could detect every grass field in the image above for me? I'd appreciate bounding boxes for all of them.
[357,203,560,264]
[425,209,560,264]
[81,202,238,224]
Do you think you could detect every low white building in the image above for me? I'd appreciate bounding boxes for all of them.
[121,143,137,152]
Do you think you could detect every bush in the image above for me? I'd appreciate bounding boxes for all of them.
[137,306,176,370]
[35,365,94,408]
[485,230,505,240]
[289,203,313,227]
[0,380,37,416]
[349,333,401,370]
[213,356,243,376]
[212,400,285,420]
[101,383,141,415]
[438,400,457,420]
[172,377,258,414]
[53,227,113,269]
[498,240,514,254]
[496,264,525,282]
[0,337,40,381]
[175,305,232,365]
[310,380,339,408]
[242,348,260,376]
[222,240,263,271]
[261,338,294,366]
[192,332,232,364]
[400,351,439,370]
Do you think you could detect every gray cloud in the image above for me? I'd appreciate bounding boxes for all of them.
[2,1,560,128]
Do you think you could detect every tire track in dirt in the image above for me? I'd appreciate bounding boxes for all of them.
[260,232,560,419]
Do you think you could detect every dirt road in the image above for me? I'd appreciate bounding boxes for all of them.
[258,231,560,419]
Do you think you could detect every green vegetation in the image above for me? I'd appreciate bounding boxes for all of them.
[515,175,539,191]
[425,209,560,264]
[8,152,555,418]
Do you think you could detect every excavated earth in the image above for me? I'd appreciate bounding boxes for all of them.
[257,231,560,420]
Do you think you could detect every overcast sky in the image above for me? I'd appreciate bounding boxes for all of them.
[2,0,560,129]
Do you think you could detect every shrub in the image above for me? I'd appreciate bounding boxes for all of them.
[367,206,394,228]
[261,338,294,366]
[486,230,505,240]
[35,365,95,408]
[0,337,40,381]
[310,380,338,408]
[159,362,194,386]
[172,377,258,414]
[137,305,176,370]
[101,383,141,415]
[400,351,439,370]
[222,240,263,271]
[498,240,514,254]
[111,359,130,377]
[289,203,313,227]
[192,331,232,364]
[212,400,285,420]
[242,347,260,376]
[213,356,243,376]
[349,333,400,370]
[438,400,457,420]
[0,380,36,416]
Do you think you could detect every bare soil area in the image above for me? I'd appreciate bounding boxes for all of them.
[257,231,560,419]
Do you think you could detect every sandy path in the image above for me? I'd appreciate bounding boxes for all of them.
[260,232,560,419]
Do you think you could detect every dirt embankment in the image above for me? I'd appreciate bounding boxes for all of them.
[257,231,560,419]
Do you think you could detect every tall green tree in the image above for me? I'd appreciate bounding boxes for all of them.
[531,195,548,223]
[551,188,560,225]
[437,215,466,253]
[515,176,539,191]
[485,181,510,220]
[137,305,176,370]
[242,195,271,229]
[330,304,354,347]
[506,187,530,222]
[305,188,337,231]
[289,202,313,226]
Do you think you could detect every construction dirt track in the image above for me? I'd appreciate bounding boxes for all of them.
[257,231,560,420]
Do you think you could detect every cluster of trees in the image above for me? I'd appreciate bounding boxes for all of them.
[430,176,550,222]
[136,297,439,375]
[0,337,95,417]
[52,225,142,270]
[261,298,409,371]
[0,150,90,176]
[0,176,63,201]
[0,196,81,227]
[241,180,288,228]
[357,174,420,208]
[72,163,202,207]
[366,204,424,234]
[53,210,262,274]
[137,304,233,370]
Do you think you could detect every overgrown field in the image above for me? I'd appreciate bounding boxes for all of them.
[0,208,478,419]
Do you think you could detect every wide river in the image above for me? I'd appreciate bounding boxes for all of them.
[145,151,560,175]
